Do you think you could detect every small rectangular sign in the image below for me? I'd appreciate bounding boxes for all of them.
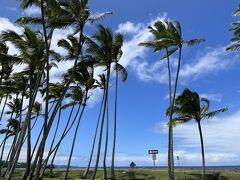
[148,150,158,154]
[152,154,157,160]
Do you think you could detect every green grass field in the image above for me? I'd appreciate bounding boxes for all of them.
[4,169,240,180]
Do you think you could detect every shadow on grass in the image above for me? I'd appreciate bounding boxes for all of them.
[114,171,157,180]
[180,172,229,180]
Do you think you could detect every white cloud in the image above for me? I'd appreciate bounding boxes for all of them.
[117,14,168,68]
[179,47,238,81]
[116,17,240,84]
[22,6,41,16]
[152,109,240,165]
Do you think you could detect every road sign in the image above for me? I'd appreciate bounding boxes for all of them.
[152,154,156,160]
[148,150,158,154]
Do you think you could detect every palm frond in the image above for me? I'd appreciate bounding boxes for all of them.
[16,17,42,25]
[89,12,113,24]
[161,47,178,60]
[203,108,228,119]
[184,38,205,46]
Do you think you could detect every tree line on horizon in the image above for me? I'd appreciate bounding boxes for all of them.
[0,0,238,180]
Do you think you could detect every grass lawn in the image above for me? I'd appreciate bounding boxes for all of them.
[4,169,240,180]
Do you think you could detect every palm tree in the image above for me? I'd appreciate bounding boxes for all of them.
[172,88,228,180]
[82,74,106,179]
[0,118,20,170]
[30,2,111,178]
[111,53,127,180]
[1,26,47,179]
[40,83,65,175]
[87,24,124,180]
[227,4,240,52]
[139,20,204,180]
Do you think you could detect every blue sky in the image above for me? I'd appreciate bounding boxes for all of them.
[0,0,240,167]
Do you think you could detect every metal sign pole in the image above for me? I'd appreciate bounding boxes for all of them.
[149,150,158,175]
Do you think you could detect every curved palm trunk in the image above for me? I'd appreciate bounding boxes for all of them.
[197,121,206,180]
[31,126,44,160]
[4,65,45,180]
[111,67,118,180]
[91,67,110,180]
[0,94,8,122]
[0,138,7,175]
[41,104,62,176]
[48,104,76,175]
[0,111,14,175]
[168,47,182,180]
[103,98,109,180]
[32,26,85,180]
[82,90,105,179]
[33,0,51,178]
[64,92,88,180]
[23,69,35,179]
[39,104,81,173]
[2,133,18,177]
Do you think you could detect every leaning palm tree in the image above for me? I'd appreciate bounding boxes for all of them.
[1,26,47,179]
[29,2,112,178]
[139,20,204,180]
[172,88,228,180]
[87,25,125,180]
[64,66,95,180]
[82,74,106,179]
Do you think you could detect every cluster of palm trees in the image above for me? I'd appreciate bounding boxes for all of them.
[139,20,228,180]
[0,0,237,180]
[0,0,127,179]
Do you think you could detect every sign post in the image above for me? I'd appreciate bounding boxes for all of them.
[148,150,158,174]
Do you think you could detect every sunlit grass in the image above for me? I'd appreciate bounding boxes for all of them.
[6,169,240,179]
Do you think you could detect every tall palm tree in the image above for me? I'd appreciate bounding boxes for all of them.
[1,26,47,179]
[139,20,204,180]
[87,24,124,180]
[82,74,106,179]
[172,88,228,180]
[30,2,111,178]
[40,83,65,173]
[111,55,127,180]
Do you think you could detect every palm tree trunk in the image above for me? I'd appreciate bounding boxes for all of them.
[33,0,51,178]
[0,111,14,175]
[31,126,43,159]
[91,67,110,180]
[4,64,45,180]
[168,47,182,180]
[197,121,206,180]
[41,104,62,176]
[39,104,81,172]
[32,25,85,180]
[82,90,105,179]
[2,133,18,177]
[0,138,7,175]
[23,69,34,179]
[64,92,88,180]
[111,67,119,180]
[166,47,173,180]
[0,94,8,122]
[103,97,109,180]
[49,103,76,175]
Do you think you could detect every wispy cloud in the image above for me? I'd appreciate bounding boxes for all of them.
[7,7,17,12]
[152,109,240,165]
[116,18,240,84]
